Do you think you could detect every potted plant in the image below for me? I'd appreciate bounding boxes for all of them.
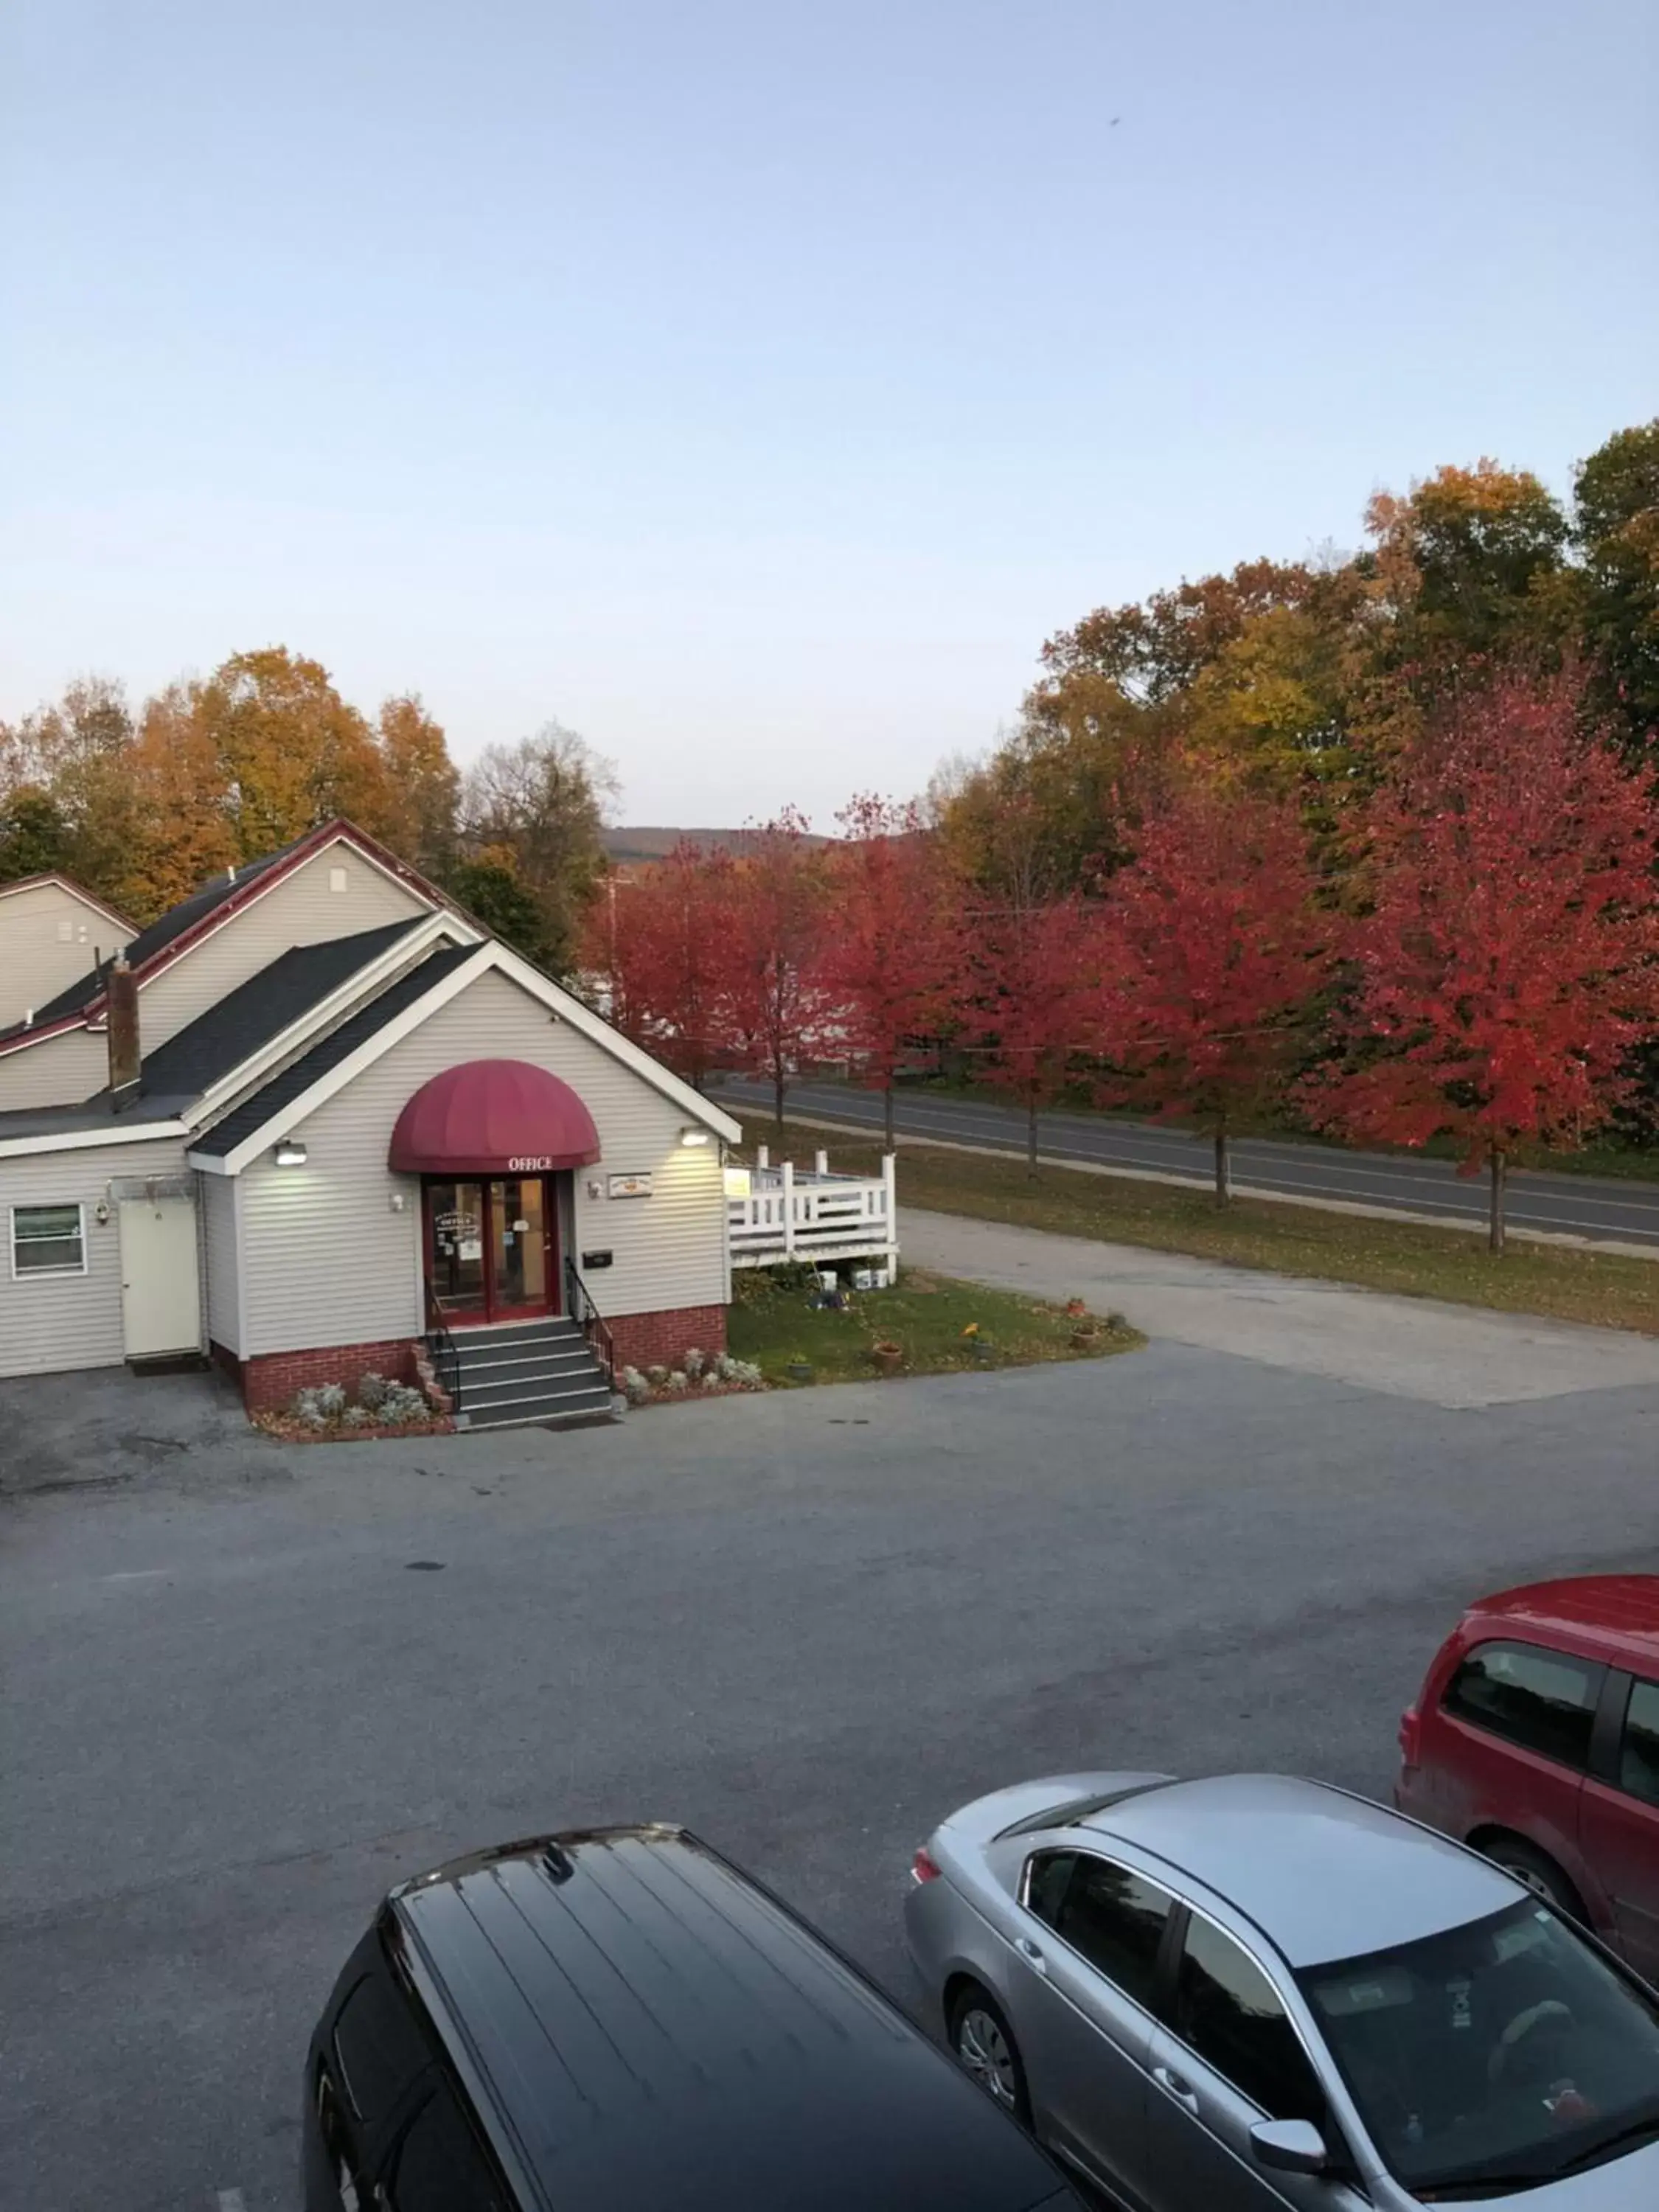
[870,1340,903,1376]
[1065,1297,1087,1318]
[1069,1321,1100,1349]
[785,1356,815,1383]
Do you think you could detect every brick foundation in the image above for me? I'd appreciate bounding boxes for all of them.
[608,1304,727,1375]
[220,1338,420,1413]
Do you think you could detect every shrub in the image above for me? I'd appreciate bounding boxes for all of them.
[341,1404,373,1427]
[620,1365,653,1407]
[357,1371,389,1411]
[316,1382,348,1420]
[684,1346,706,1380]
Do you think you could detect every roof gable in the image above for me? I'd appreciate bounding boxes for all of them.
[189,940,742,1173]
[0,873,136,933]
[0,819,453,1055]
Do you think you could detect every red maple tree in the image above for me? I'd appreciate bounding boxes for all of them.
[961,890,1102,1175]
[588,840,737,1089]
[1301,669,1659,1251]
[723,810,832,1132]
[1098,776,1326,1203]
[815,795,956,1148]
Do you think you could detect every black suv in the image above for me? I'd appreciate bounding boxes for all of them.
[305,1822,1079,2211]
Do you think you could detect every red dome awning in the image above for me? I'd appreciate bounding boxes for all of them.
[389,1060,601,1176]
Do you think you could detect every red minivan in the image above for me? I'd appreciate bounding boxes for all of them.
[1397,1573,1659,1983]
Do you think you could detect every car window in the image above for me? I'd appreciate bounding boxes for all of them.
[333,1969,431,2122]
[1174,1913,1325,2124]
[1444,1639,1604,1770]
[1049,1854,1175,2008]
[1301,1899,1659,2198]
[1620,1678,1659,1809]
[1025,1849,1078,1930]
[388,2088,507,2212]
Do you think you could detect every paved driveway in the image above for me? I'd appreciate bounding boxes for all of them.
[6,1332,1659,2211]
[901,1206,1659,1408]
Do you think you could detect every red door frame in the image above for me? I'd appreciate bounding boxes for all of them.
[422,1175,560,1327]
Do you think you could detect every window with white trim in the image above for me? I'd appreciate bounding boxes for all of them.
[11,1203,87,1277]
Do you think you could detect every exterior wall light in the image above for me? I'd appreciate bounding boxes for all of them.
[274,1138,307,1167]
[679,1127,712,1147]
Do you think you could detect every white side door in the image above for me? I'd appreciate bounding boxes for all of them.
[119,1197,201,1358]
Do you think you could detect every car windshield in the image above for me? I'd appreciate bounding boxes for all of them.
[1298,1899,1659,2197]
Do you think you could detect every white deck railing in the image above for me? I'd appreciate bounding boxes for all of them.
[727,1146,898,1272]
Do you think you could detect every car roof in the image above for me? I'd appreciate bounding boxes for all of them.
[1079,1774,1520,1967]
[1467,1574,1659,1667]
[392,1824,1069,2212]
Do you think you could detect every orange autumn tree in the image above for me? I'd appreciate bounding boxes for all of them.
[1301,669,1659,1251]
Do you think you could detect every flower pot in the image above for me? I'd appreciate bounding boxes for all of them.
[871,1343,903,1376]
[786,1360,814,1384]
[1070,1326,1099,1350]
[971,1338,996,1363]
[1065,1298,1087,1318]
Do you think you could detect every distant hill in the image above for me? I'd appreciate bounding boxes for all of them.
[602,825,831,865]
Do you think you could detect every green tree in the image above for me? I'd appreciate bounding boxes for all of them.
[1573,419,1659,759]
[445,857,550,967]
[1363,460,1571,667]
[0,787,74,881]
[457,723,617,978]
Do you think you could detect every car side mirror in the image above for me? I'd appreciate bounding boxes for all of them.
[1251,2118,1329,2175]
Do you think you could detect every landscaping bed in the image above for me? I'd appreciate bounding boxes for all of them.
[768,1119,1659,1339]
[727,1259,1142,1385]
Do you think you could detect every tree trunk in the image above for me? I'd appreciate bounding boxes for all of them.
[773,1066,786,1135]
[1214,1119,1231,1208]
[1489,1149,1507,1256]
[1027,1097,1039,1180]
[883,1082,896,1152]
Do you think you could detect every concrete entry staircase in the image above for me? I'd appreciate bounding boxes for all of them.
[448,1317,617,1433]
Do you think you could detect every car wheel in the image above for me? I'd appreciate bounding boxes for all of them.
[1481,1835,1586,1920]
[949,1983,1031,2126]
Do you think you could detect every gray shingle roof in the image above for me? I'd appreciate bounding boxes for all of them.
[136,919,423,1099]
[190,942,476,1161]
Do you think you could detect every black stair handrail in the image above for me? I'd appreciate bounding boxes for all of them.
[423,1276,463,1416]
[563,1257,618,1394]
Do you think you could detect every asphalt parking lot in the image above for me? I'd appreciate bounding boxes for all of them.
[6,1338,1659,2211]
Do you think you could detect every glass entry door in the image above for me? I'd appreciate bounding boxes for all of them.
[425,1178,557,1325]
[487,1176,552,1320]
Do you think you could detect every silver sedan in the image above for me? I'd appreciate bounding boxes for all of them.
[905,1772,1659,2209]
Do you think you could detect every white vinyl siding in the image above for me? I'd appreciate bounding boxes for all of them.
[136,844,436,1054]
[0,1138,187,1377]
[201,1169,242,1354]
[0,1028,111,1111]
[237,968,728,1355]
[0,880,133,1032]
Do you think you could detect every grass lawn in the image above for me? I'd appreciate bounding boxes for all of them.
[754,1121,1659,1340]
[726,1263,1144,1386]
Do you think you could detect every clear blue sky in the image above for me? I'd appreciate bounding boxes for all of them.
[2,0,1654,823]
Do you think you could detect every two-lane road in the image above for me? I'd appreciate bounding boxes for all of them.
[712,1077,1659,1250]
